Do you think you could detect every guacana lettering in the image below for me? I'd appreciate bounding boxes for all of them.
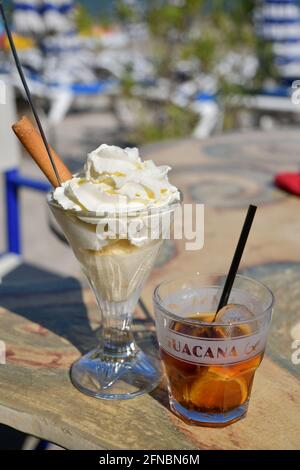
[168,337,240,360]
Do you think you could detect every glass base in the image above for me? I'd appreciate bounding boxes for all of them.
[170,397,249,427]
[70,347,162,400]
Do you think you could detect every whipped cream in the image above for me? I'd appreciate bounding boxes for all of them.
[53,144,180,213]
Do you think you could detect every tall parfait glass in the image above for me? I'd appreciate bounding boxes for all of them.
[48,193,180,400]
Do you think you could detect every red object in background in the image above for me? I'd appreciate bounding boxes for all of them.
[0,33,5,49]
[275,172,300,196]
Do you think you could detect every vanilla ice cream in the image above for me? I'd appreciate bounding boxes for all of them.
[53,144,179,214]
[49,144,180,302]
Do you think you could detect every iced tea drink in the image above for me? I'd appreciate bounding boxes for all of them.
[161,313,263,423]
[154,274,273,427]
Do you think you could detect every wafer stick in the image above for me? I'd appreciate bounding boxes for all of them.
[13,116,72,187]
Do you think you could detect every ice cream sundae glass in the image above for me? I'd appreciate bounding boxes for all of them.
[3,5,179,401]
[48,144,181,399]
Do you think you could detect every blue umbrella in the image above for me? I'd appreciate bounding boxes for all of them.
[13,1,75,36]
[256,0,300,81]
[11,1,98,85]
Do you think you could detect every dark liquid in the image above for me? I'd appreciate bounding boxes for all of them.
[161,313,263,414]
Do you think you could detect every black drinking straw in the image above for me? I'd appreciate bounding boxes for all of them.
[0,2,61,186]
[213,204,257,321]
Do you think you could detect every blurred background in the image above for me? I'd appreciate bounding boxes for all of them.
[1,1,300,268]
[1,0,300,144]
[0,0,300,449]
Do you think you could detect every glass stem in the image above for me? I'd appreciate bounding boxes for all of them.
[99,300,137,358]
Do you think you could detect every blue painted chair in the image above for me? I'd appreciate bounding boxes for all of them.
[0,79,54,449]
[0,80,50,260]
[21,70,117,125]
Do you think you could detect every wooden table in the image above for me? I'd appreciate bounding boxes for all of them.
[0,130,300,450]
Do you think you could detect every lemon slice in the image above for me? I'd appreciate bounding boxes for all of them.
[210,354,262,379]
[189,372,248,410]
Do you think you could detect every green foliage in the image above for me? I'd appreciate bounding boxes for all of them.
[75,5,93,34]
[253,39,279,89]
[129,103,198,145]
[119,64,136,97]
[116,1,139,24]
[116,0,278,142]
[182,32,217,74]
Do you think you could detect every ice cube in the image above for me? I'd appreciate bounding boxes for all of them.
[215,303,254,324]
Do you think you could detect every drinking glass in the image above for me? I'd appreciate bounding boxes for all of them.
[154,273,274,426]
[48,193,179,399]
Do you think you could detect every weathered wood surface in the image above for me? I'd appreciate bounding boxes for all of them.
[0,130,299,449]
